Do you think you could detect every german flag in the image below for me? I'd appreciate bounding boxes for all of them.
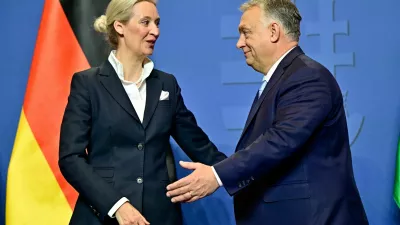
[6,0,109,223]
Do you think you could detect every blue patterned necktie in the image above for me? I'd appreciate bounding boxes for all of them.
[245,79,268,129]
[258,79,267,98]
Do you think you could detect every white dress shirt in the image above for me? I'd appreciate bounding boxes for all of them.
[212,46,296,186]
[106,50,154,217]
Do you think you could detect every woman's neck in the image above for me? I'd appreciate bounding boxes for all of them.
[115,48,145,83]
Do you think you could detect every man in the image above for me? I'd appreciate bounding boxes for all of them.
[166,0,369,224]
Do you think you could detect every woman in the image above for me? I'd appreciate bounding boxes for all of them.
[58,0,226,224]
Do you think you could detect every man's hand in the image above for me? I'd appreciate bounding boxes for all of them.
[166,161,220,203]
[115,202,150,225]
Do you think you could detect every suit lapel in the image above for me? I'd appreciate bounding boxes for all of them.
[242,91,260,132]
[238,66,285,145]
[98,61,141,123]
[238,46,305,145]
[142,72,162,129]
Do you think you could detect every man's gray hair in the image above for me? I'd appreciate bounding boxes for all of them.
[240,0,302,42]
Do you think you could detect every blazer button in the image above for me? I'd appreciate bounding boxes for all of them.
[137,177,143,184]
[137,143,144,151]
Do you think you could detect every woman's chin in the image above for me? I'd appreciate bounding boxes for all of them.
[142,47,155,56]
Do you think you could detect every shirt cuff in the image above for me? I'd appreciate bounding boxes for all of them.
[108,197,129,218]
[212,166,223,186]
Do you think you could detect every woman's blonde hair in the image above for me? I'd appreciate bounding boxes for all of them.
[94,0,157,49]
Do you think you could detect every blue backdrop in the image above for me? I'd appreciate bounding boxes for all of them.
[1,0,400,224]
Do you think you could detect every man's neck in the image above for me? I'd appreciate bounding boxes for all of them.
[272,42,298,65]
[262,42,298,74]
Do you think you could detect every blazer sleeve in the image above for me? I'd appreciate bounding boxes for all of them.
[58,73,124,220]
[170,76,227,165]
[214,68,333,196]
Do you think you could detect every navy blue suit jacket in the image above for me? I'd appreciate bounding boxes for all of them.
[58,61,226,225]
[214,47,369,225]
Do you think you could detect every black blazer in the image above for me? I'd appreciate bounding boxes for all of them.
[59,60,226,225]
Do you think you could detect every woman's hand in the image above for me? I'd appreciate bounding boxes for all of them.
[115,202,150,225]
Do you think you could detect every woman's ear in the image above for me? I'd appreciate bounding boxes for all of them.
[114,20,124,36]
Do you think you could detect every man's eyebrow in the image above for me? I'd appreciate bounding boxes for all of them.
[238,25,249,32]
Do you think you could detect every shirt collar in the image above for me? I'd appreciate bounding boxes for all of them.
[108,50,154,85]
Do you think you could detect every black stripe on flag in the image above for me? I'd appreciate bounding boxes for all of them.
[60,0,111,67]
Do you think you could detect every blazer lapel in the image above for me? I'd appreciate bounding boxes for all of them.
[238,46,305,145]
[98,61,141,123]
[142,72,162,129]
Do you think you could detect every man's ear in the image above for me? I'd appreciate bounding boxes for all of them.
[269,22,280,43]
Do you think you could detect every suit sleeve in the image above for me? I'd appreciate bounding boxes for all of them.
[170,76,227,165]
[58,73,124,220]
[214,68,333,196]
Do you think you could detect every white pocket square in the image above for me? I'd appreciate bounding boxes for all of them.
[159,90,169,101]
